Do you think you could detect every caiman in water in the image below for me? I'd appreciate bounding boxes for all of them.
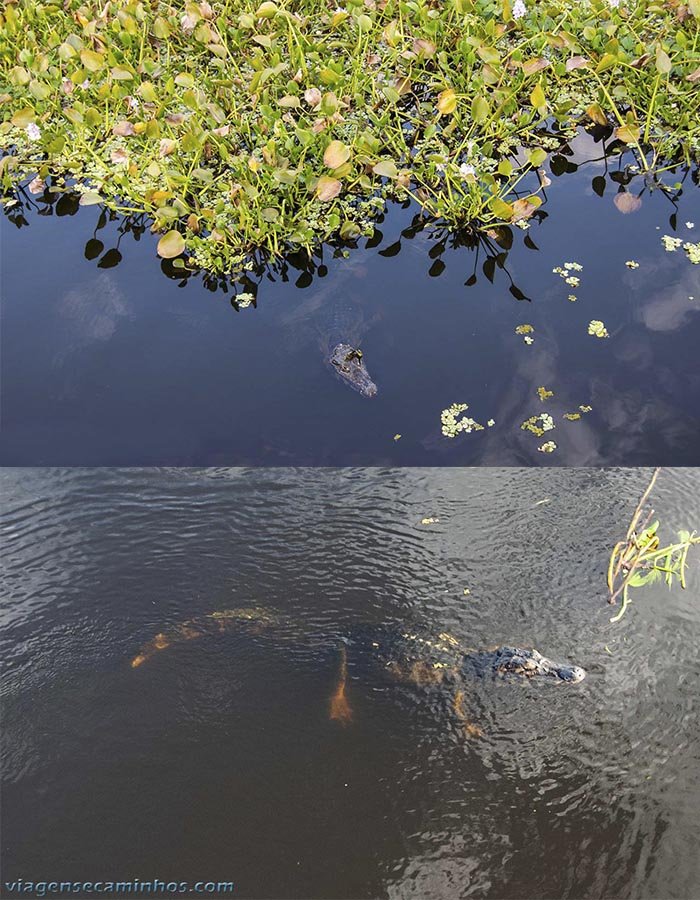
[130,609,585,733]
[319,302,377,398]
[283,260,379,398]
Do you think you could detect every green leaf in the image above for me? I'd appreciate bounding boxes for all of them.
[157,230,186,259]
[471,95,490,123]
[373,159,398,178]
[80,49,105,71]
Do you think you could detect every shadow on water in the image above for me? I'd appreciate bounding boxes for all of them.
[1,468,699,898]
[1,129,699,465]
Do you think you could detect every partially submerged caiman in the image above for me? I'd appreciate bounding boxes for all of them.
[130,609,585,732]
[321,302,377,398]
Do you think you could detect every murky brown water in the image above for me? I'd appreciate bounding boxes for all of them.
[1,467,699,898]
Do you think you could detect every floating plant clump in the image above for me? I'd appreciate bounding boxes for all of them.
[0,0,699,276]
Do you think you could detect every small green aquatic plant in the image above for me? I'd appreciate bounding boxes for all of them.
[1,0,699,277]
[607,468,700,623]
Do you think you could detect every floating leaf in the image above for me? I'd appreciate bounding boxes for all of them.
[655,46,672,74]
[373,159,398,178]
[315,176,342,201]
[113,120,136,136]
[586,103,607,126]
[614,192,642,214]
[530,83,546,111]
[80,49,105,71]
[79,191,102,206]
[615,123,640,144]
[157,230,186,259]
[522,57,549,76]
[437,88,457,116]
[11,108,35,128]
[323,140,351,170]
[471,95,490,123]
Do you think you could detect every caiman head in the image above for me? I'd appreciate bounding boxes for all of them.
[492,647,586,683]
[328,343,378,398]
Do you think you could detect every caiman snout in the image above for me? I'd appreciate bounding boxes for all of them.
[555,663,586,683]
[329,343,378,398]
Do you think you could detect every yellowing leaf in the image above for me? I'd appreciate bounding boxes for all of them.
[615,123,640,144]
[522,57,549,76]
[157,230,186,258]
[655,45,672,74]
[11,108,36,127]
[530,83,546,111]
[586,103,607,126]
[80,49,105,71]
[315,176,342,201]
[437,88,457,116]
[323,140,351,170]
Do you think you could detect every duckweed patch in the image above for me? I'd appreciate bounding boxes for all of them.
[1,0,699,277]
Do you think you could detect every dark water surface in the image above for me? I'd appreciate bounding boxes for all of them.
[1,136,700,466]
[2,467,699,898]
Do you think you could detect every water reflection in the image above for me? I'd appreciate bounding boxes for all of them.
[1,131,699,465]
[1,468,699,898]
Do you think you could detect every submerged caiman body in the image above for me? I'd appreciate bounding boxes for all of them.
[131,609,585,731]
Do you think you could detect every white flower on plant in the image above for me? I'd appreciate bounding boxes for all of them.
[607,0,620,7]
[25,122,41,141]
[459,163,476,178]
[512,0,527,19]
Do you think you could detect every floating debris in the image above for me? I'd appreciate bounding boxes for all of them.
[537,386,554,402]
[521,413,555,437]
[487,419,495,427]
[662,235,683,252]
[393,434,402,441]
[421,517,439,525]
[463,588,471,596]
[563,405,592,421]
[625,260,640,269]
[538,440,557,453]
[568,294,577,302]
[515,324,534,345]
[553,262,583,288]
[441,403,486,438]
[588,320,609,338]
[684,242,700,264]
[686,222,695,229]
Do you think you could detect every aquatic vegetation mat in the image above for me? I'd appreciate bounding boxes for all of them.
[1,0,699,277]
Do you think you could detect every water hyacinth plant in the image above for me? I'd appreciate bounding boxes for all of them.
[1,0,699,276]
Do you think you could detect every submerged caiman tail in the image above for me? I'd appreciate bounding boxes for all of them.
[130,608,279,668]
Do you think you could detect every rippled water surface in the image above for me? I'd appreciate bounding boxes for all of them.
[2,136,700,465]
[2,467,699,898]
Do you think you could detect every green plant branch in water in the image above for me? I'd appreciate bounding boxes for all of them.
[607,468,700,623]
[1,0,699,276]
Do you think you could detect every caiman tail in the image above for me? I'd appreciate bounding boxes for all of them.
[130,608,279,668]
